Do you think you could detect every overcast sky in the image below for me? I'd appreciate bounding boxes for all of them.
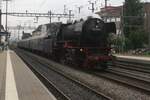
[1,0,148,26]
[0,0,126,27]
[0,0,149,39]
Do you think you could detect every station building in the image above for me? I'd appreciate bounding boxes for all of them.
[96,2,150,35]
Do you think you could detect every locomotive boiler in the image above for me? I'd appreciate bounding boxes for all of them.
[18,17,116,69]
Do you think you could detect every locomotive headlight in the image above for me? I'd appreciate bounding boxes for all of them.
[80,48,83,52]
[96,25,99,28]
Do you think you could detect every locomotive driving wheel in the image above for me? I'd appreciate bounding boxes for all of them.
[60,49,77,66]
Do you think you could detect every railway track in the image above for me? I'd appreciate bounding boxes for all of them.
[16,48,150,99]
[111,61,150,74]
[93,68,150,93]
[16,49,112,100]
[17,51,70,100]
[91,59,150,94]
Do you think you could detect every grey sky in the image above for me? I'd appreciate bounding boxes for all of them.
[0,0,149,33]
[7,0,125,12]
[1,0,125,26]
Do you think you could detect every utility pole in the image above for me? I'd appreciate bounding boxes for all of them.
[69,10,72,22]
[3,0,11,45]
[76,6,82,14]
[146,8,150,49]
[18,25,21,41]
[149,13,150,49]
[0,9,2,30]
[63,5,67,14]
[0,0,2,29]
[3,0,11,32]
[104,0,108,22]
[105,0,108,8]
[121,3,125,52]
[48,11,52,24]
[5,0,8,32]
[88,1,95,13]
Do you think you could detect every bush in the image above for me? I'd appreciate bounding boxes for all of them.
[126,31,148,50]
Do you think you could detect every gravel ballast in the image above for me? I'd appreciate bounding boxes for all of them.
[20,50,150,100]
[20,51,108,100]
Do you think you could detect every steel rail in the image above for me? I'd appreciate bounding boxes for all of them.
[17,49,112,100]
[17,51,71,100]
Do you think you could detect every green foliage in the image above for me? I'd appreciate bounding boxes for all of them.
[108,34,125,53]
[123,0,149,50]
[123,0,144,38]
[143,51,150,56]
[110,32,149,53]
[124,37,132,50]
[125,31,148,49]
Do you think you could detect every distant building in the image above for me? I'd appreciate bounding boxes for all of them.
[96,6,122,34]
[32,24,48,37]
[96,2,150,34]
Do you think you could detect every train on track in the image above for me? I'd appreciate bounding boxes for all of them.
[18,17,116,69]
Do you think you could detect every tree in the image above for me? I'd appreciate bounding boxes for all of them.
[123,0,149,50]
[123,0,144,38]
[128,31,148,49]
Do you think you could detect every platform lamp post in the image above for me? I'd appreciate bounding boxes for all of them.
[3,0,11,32]
[3,0,11,47]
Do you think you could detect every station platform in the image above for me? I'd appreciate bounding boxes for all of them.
[116,55,150,64]
[116,55,150,61]
[0,50,57,100]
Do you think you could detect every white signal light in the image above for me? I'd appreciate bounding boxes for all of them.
[80,48,83,52]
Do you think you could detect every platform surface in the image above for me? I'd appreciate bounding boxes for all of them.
[0,50,57,100]
[116,55,150,61]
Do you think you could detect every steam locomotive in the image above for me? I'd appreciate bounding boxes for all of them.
[18,17,116,69]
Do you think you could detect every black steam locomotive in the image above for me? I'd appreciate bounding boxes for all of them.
[18,17,116,69]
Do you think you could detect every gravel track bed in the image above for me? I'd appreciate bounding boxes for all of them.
[94,70,150,93]
[17,49,150,100]
[18,50,107,100]
[108,60,150,79]
[111,63,150,74]
[116,61,150,70]
[109,67,150,80]
[18,53,70,100]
